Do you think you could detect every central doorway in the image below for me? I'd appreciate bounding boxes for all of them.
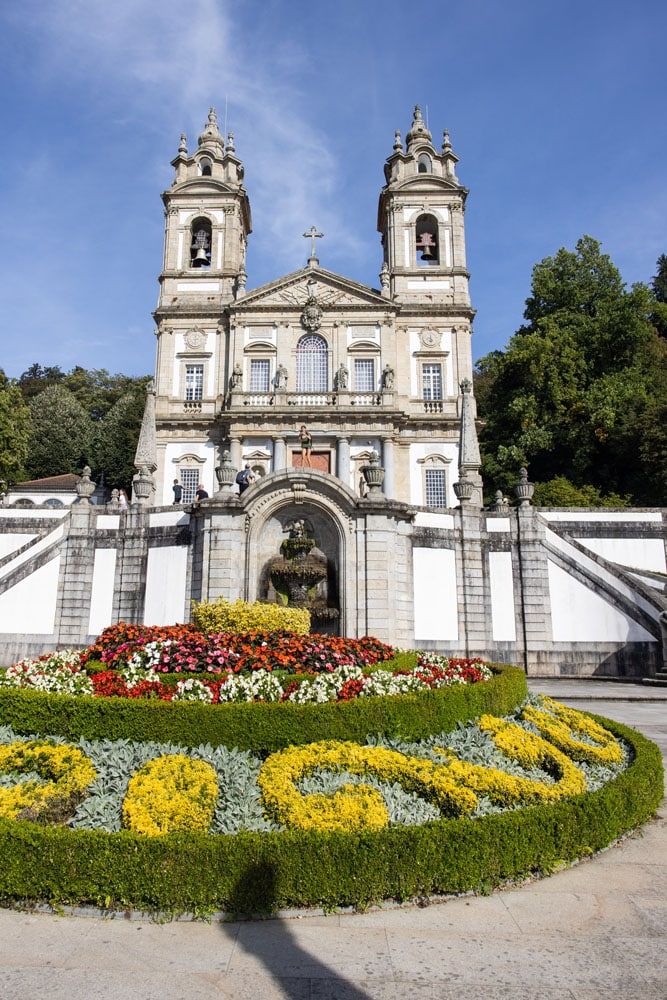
[291,450,331,473]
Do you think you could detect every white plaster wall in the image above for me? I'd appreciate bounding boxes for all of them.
[0,510,67,520]
[541,511,662,522]
[547,560,656,642]
[0,556,60,634]
[413,512,455,529]
[97,515,120,529]
[88,548,117,635]
[409,443,458,508]
[144,546,189,625]
[149,511,191,528]
[486,518,511,533]
[0,525,64,582]
[575,537,666,573]
[413,547,458,640]
[0,534,36,559]
[489,551,517,641]
[5,492,76,506]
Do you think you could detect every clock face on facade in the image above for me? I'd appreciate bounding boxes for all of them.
[421,329,439,348]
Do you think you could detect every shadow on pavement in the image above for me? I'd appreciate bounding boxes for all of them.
[218,860,375,999]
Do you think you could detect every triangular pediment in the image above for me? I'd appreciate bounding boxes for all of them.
[232,266,395,312]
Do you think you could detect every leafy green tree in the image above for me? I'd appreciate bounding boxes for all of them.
[26,386,94,480]
[476,236,667,504]
[652,254,667,303]
[0,371,31,486]
[92,386,149,492]
[17,364,65,400]
[532,477,629,508]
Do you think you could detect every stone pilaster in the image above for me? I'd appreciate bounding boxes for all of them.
[55,506,97,646]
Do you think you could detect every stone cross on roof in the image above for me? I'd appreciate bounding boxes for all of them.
[303,226,324,265]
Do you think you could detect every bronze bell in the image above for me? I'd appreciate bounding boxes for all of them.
[193,247,209,263]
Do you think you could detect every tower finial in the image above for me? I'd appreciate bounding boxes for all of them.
[178,132,188,155]
[406,104,432,149]
[198,107,224,152]
[227,131,235,154]
[442,128,452,152]
[393,129,403,152]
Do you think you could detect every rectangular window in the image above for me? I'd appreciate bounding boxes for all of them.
[179,468,199,505]
[354,358,375,392]
[425,468,448,508]
[422,363,443,400]
[185,364,204,401]
[250,359,271,392]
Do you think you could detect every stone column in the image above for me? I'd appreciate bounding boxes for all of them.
[273,436,287,471]
[382,438,395,498]
[230,437,242,469]
[337,436,351,486]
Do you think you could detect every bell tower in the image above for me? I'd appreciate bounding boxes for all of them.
[377,106,470,307]
[157,108,252,308]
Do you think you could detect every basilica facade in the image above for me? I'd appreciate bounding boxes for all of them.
[152,106,481,507]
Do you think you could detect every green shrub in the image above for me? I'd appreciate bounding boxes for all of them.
[191,598,310,635]
[0,717,661,914]
[0,664,526,752]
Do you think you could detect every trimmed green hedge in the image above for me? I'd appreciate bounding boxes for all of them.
[0,717,661,914]
[0,663,526,752]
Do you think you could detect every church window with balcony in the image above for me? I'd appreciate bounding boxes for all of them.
[296,334,328,392]
[424,467,448,508]
[354,358,376,392]
[250,359,271,392]
[185,364,204,401]
[421,362,443,400]
[179,468,199,505]
[415,213,439,265]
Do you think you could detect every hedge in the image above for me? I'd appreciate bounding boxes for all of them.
[191,598,310,635]
[0,664,527,752]
[0,717,661,915]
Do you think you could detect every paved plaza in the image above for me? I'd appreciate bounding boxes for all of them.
[0,680,665,1000]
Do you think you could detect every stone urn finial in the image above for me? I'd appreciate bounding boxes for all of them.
[362,450,385,497]
[215,450,238,494]
[489,489,506,512]
[76,465,96,505]
[453,468,475,505]
[132,465,154,505]
[109,488,120,509]
[514,467,534,507]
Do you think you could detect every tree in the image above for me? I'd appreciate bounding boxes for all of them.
[92,386,149,492]
[475,237,667,504]
[650,254,667,338]
[26,386,94,480]
[652,254,667,303]
[532,477,629,508]
[17,364,65,401]
[0,370,31,486]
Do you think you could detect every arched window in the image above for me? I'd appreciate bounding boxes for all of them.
[415,213,439,266]
[190,217,212,268]
[417,153,432,174]
[199,157,212,176]
[296,334,328,392]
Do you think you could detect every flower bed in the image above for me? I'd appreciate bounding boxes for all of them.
[79,624,394,675]
[0,701,662,913]
[2,651,492,706]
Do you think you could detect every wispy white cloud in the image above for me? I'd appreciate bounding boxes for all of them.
[11,0,363,278]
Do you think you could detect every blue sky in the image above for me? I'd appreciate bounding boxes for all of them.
[1,0,665,379]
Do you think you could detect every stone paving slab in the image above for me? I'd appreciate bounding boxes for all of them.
[0,691,665,999]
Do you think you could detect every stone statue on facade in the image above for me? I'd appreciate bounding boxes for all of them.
[381,364,395,390]
[334,364,349,390]
[230,363,243,390]
[273,363,288,391]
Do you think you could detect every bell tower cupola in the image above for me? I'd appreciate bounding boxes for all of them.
[377,106,470,308]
